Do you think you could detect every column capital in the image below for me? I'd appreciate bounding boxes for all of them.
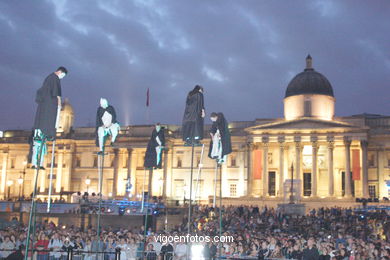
[310,135,318,144]
[261,136,269,143]
[293,135,301,144]
[343,136,352,146]
[277,136,285,144]
[326,135,334,143]
[360,140,368,148]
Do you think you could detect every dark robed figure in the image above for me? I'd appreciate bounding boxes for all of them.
[144,124,165,169]
[208,112,232,164]
[33,68,66,138]
[30,67,67,169]
[182,85,205,145]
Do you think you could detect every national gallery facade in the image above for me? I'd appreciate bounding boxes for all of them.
[1,56,389,206]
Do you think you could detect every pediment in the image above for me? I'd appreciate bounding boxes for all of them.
[246,118,360,132]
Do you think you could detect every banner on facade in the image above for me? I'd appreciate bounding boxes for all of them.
[253,149,262,179]
[352,149,361,180]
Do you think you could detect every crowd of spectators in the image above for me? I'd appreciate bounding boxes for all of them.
[0,205,388,260]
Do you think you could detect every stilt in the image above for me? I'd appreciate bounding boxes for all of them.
[141,168,147,212]
[142,168,151,258]
[194,144,205,204]
[213,162,218,208]
[218,163,223,258]
[96,137,106,258]
[24,137,46,260]
[187,142,195,234]
[46,140,56,212]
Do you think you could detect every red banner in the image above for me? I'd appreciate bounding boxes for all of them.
[352,149,361,180]
[253,149,262,179]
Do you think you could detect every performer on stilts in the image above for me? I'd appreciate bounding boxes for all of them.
[26,67,67,260]
[30,67,67,168]
[208,112,232,164]
[182,85,205,146]
[95,98,120,154]
[144,123,165,169]
[208,112,232,259]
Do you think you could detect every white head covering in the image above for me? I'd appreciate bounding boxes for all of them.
[100,98,108,109]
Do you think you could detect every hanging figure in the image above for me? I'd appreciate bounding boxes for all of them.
[95,98,120,155]
[182,85,205,145]
[208,112,232,164]
[30,67,68,169]
[144,123,165,169]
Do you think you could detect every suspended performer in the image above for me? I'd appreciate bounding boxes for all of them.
[208,112,232,164]
[95,98,120,155]
[30,67,68,169]
[144,123,165,169]
[182,85,205,145]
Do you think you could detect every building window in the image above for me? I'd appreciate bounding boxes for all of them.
[177,157,182,168]
[341,171,354,197]
[230,184,237,197]
[10,158,15,169]
[368,185,376,198]
[76,157,81,167]
[268,172,276,196]
[368,153,375,167]
[303,172,311,196]
[387,153,390,167]
[230,155,236,167]
[304,99,311,117]
[268,153,273,165]
[93,156,98,168]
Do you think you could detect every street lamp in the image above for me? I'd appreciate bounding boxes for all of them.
[6,180,13,200]
[85,177,91,193]
[158,178,163,196]
[17,176,23,200]
[183,185,187,205]
[20,161,27,199]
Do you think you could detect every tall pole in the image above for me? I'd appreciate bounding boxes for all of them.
[218,163,223,258]
[289,163,294,204]
[24,137,46,260]
[47,140,56,212]
[187,143,195,233]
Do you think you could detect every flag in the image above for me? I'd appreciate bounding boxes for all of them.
[146,88,150,107]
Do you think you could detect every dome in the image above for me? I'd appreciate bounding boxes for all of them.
[285,55,334,98]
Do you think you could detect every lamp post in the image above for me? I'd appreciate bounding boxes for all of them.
[19,161,27,199]
[183,185,187,205]
[85,177,91,194]
[17,176,23,200]
[6,180,13,200]
[158,178,163,196]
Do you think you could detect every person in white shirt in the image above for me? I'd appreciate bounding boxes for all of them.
[48,233,63,260]
[0,236,15,258]
[174,241,187,260]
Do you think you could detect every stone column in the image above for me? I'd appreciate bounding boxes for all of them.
[162,148,169,201]
[361,140,369,198]
[344,137,352,197]
[112,149,119,197]
[294,136,301,197]
[262,137,269,197]
[126,148,133,197]
[327,137,334,197]
[246,143,253,196]
[278,136,285,197]
[311,136,318,197]
[1,151,8,198]
[55,151,63,193]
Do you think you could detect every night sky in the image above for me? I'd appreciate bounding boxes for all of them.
[1,1,389,130]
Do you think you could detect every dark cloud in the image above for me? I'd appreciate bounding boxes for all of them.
[0,0,389,130]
